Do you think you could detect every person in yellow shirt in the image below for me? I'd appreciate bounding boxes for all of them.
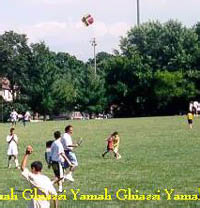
[187,111,194,129]
[112,132,121,159]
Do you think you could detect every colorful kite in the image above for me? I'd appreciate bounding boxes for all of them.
[82,14,94,26]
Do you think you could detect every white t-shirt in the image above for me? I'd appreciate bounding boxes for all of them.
[21,168,57,208]
[10,111,18,121]
[194,101,198,109]
[189,103,193,111]
[7,134,18,155]
[61,133,73,151]
[25,111,31,121]
[50,139,65,163]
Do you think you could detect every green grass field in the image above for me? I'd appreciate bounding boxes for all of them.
[1,116,200,208]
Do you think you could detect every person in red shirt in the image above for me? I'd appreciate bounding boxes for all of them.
[102,133,114,158]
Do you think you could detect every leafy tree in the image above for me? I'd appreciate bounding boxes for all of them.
[104,55,154,117]
[52,74,76,114]
[76,67,107,117]
[153,71,197,114]
[0,31,31,103]
[87,52,113,77]
[28,42,59,117]
[55,52,85,86]
[120,20,199,71]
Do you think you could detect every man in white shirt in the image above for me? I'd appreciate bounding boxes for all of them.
[193,101,199,116]
[10,109,18,126]
[23,111,31,126]
[21,146,58,208]
[61,125,79,182]
[50,131,72,193]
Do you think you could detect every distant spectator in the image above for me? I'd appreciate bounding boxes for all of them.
[10,109,18,126]
[187,111,194,129]
[23,111,31,126]
[193,101,199,116]
[34,112,39,120]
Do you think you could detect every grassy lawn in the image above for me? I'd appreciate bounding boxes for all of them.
[0,116,200,208]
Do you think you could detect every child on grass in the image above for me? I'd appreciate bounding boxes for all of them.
[102,132,121,159]
[187,111,194,129]
[6,128,20,169]
[102,134,113,158]
[112,132,121,159]
[45,140,54,167]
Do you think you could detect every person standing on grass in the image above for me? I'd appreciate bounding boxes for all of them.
[21,145,58,208]
[50,131,73,193]
[61,125,79,182]
[7,127,20,169]
[10,109,18,126]
[22,111,31,126]
[187,111,194,129]
[45,140,54,167]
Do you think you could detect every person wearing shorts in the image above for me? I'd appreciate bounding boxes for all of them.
[102,133,114,158]
[50,131,72,192]
[61,125,79,182]
[187,111,194,129]
[112,132,121,159]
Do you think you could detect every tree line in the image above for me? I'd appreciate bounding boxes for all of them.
[1,19,200,120]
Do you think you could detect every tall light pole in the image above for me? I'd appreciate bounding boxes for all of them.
[91,38,97,76]
[137,0,140,26]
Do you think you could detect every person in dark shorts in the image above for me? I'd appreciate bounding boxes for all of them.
[187,111,194,129]
[50,131,72,193]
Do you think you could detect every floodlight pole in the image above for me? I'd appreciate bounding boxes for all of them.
[91,38,97,77]
[137,0,140,26]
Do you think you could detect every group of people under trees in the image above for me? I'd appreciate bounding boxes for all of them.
[6,123,121,208]
[10,109,31,127]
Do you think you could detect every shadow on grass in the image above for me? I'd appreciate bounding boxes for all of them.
[0,166,9,170]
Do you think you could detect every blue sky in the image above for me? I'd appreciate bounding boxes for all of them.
[0,0,200,61]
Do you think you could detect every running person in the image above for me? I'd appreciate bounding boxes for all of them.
[50,131,73,192]
[61,125,79,182]
[102,133,114,158]
[112,132,121,159]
